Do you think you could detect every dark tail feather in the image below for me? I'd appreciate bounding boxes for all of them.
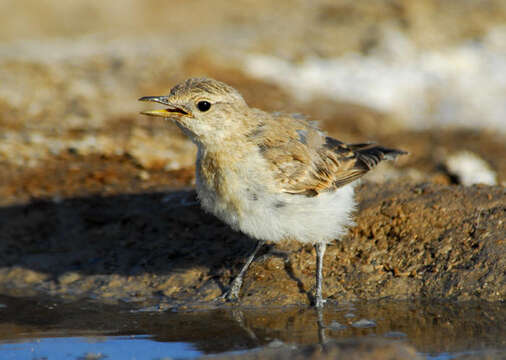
[349,143,407,170]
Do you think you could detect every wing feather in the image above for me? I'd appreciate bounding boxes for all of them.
[247,112,406,196]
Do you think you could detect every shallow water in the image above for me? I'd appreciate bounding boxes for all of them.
[0,295,504,359]
[1,337,202,360]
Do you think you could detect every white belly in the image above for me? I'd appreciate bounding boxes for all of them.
[236,183,356,244]
[197,170,356,244]
[195,145,356,244]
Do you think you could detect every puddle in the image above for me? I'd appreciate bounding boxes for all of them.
[0,295,504,359]
[0,336,202,360]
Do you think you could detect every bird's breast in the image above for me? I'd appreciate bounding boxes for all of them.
[195,149,255,229]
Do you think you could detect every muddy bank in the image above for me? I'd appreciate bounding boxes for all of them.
[0,180,503,306]
[1,53,503,306]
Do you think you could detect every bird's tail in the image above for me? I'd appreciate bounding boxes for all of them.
[349,143,407,170]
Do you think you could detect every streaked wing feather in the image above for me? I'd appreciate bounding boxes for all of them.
[250,112,406,196]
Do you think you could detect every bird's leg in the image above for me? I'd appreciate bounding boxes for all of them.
[315,242,327,308]
[316,306,328,348]
[223,240,265,301]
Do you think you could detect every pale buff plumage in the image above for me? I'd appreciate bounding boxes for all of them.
[139,77,406,307]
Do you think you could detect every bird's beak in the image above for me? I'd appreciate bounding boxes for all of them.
[138,96,191,118]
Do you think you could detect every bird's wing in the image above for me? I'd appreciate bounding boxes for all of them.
[249,113,406,196]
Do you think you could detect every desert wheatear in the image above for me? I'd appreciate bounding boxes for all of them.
[140,78,405,307]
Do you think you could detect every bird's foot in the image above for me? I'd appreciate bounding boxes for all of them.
[217,277,242,303]
[314,297,327,308]
[218,289,239,302]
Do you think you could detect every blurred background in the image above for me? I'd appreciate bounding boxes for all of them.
[1,0,505,203]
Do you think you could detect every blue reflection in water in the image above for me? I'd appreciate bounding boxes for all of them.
[0,335,203,360]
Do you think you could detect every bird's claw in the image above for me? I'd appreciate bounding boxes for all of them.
[315,297,327,308]
[217,288,240,303]
[216,277,242,303]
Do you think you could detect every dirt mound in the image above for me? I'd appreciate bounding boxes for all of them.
[0,179,503,306]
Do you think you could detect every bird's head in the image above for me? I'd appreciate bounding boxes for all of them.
[139,78,250,145]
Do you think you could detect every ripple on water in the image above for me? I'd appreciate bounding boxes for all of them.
[328,321,347,331]
[351,319,377,328]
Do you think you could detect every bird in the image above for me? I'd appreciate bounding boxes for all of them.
[139,77,406,307]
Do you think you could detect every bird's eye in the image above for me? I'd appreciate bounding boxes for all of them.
[197,101,211,112]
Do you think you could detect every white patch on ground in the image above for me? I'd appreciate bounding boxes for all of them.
[445,151,497,186]
[244,26,506,132]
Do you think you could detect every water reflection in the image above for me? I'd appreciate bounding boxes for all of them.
[0,296,504,356]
